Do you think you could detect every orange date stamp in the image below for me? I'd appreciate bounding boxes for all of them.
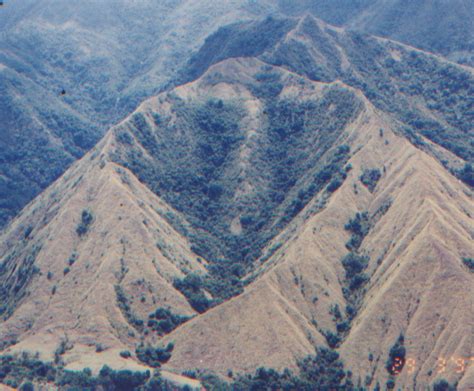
[391,356,474,375]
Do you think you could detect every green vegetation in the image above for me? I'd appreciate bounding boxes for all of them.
[328,212,374,346]
[0,352,172,390]
[135,342,174,368]
[462,257,474,272]
[0,245,41,319]
[229,347,354,390]
[76,209,94,237]
[0,353,56,389]
[341,253,369,293]
[180,17,297,83]
[277,0,474,67]
[67,251,78,266]
[114,285,144,330]
[457,163,474,187]
[0,76,101,229]
[344,212,369,251]
[173,274,213,313]
[385,334,406,375]
[323,330,342,349]
[186,15,474,184]
[119,350,131,359]
[433,379,456,391]
[114,74,357,304]
[57,365,150,390]
[359,169,381,193]
[340,211,372,300]
[147,307,190,335]
[19,381,34,391]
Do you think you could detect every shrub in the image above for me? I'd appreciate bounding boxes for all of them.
[327,178,343,192]
[23,226,33,240]
[462,257,474,272]
[58,366,150,390]
[76,209,94,237]
[231,346,353,389]
[19,382,34,391]
[323,331,341,348]
[135,342,174,368]
[173,274,212,313]
[458,163,474,187]
[433,379,456,391]
[112,82,355,307]
[115,285,144,330]
[341,253,369,282]
[57,369,96,388]
[67,252,78,266]
[360,168,382,192]
[99,365,150,390]
[386,378,396,389]
[386,334,406,375]
[119,350,131,359]
[298,347,351,389]
[0,353,57,387]
[336,320,350,333]
[344,212,370,250]
[147,307,190,335]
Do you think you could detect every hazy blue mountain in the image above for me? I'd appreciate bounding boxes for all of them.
[278,0,474,65]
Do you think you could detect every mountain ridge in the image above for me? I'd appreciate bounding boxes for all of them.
[0,12,473,391]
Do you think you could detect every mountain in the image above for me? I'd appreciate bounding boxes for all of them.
[278,0,474,66]
[1,0,473,232]
[1,15,473,390]
[185,16,474,166]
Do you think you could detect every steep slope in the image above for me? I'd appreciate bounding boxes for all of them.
[111,57,360,278]
[1,13,473,391]
[0,55,362,371]
[103,51,474,389]
[158,64,473,389]
[0,132,208,372]
[2,52,472,390]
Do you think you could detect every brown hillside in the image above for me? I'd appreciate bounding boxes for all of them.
[153,60,473,389]
[0,55,472,390]
[0,135,207,372]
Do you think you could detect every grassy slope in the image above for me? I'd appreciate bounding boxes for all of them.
[160,69,473,389]
[0,46,472,391]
